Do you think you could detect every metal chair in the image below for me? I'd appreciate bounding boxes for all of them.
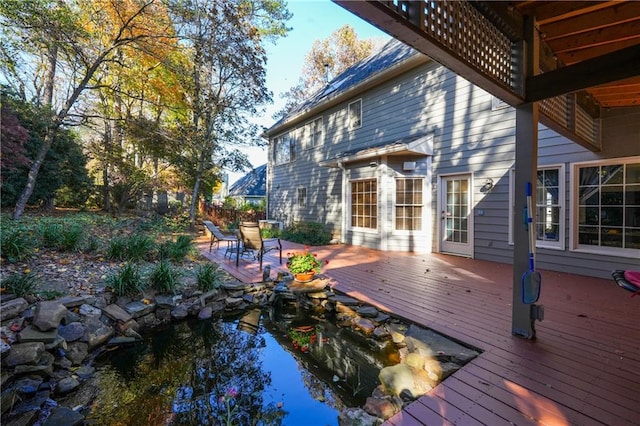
[202,220,238,257]
[236,222,282,271]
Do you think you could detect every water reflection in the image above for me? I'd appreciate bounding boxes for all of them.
[89,304,391,426]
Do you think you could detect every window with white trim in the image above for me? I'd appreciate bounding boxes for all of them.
[395,178,423,231]
[273,133,295,165]
[348,99,362,130]
[574,159,640,252]
[305,117,323,147]
[351,178,377,229]
[509,165,565,249]
[297,187,307,208]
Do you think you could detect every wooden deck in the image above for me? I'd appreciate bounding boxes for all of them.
[198,237,640,426]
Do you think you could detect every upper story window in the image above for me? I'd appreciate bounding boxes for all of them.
[273,133,295,165]
[305,117,323,147]
[573,158,640,256]
[395,178,423,231]
[348,99,362,130]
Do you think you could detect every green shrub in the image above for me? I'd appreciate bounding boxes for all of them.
[1,228,32,262]
[2,272,38,297]
[105,263,144,296]
[125,233,155,261]
[38,290,66,300]
[58,224,84,251]
[108,236,128,260]
[149,260,181,294]
[40,222,63,248]
[108,234,154,262]
[84,235,102,253]
[282,221,332,246]
[195,263,225,292]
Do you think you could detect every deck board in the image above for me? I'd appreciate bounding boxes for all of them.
[197,235,640,426]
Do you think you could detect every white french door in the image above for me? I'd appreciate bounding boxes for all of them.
[440,174,473,257]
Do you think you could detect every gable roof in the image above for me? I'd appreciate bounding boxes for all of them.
[228,164,266,197]
[266,38,424,136]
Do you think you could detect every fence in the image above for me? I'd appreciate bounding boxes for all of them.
[200,201,266,228]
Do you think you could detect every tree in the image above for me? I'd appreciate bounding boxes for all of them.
[166,0,291,224]
[275,25,382,119]
[0,0,174,218]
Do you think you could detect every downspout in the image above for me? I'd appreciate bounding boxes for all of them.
[338,161,347,244]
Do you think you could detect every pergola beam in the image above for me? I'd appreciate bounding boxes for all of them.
[526,44,640,101]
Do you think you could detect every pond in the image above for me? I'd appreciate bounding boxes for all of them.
[86,306,399,425]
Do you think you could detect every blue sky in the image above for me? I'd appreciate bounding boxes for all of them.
[229,0,390,185]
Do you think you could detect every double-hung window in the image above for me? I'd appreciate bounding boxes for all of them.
[395,178,423,231]
[574,159,640,254]
[305,117,323,147]
[273,133,295,165]
[351,179,377,229]
[348,99,362,130]
[297,187,307,208]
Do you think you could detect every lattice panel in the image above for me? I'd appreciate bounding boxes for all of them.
[575,106,600,149]
[540,95,569,129]
[387,0,514,89]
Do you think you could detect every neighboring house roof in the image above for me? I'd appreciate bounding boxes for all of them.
[267,39,423,135]
[228,164,266,197]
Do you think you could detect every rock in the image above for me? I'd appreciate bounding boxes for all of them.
[53,356,72,370]
[56,377,80,395]
[58,322,85,343]
[0,298,28,321]
[373,312,390,324]
[198,307,212,320]
[14,377,43,396]
[330,295,360,305]
[405,352,424,369]
[4,342,45,367]
[405,324,479,363]
[45,336,67,351]
[123,327,143,340]
[209,300,226,313]
[335,303,357,316]
[155,294,181,308]
[137,313,157,328]
[155,308,171,322]
[363,396,401,420]
[62,310,81,325]
[42,406,84,426]
[4,409,40,426]
[225,297,243,308]
[1,339,11,356]
[75,365,95,380]
[17,325,58,344]
[33,301,68,331]
[117,319,140,335]
[378,364,435,399]
[83,318,114,351]
[102,304,133,323]
[372,326,391,341]
[171,305,189,320]
[66,342,88,366]
[124,301,156,319]
[222,281,251,292]
[357,306,379,318]
[338,407,381,426]
[107,336,139,346]
[78,304,101,318]
[307,291,328,299]
[354,318,376,336]
[13,351,54,377]
[0,388,19,416]
[57,296,89,308]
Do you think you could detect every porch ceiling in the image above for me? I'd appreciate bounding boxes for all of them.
[334,1,640,151]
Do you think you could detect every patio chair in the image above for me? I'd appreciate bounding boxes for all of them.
[612,270,640,297]
[236,222,282,271]
[202,220,238,257]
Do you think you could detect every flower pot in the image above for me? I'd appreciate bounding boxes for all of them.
[294,271,316,283]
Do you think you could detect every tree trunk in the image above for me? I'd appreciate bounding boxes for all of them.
[12,44,57,219]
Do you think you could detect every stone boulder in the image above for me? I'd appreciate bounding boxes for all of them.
[33,301,68,331]
[4,342,45,367]
[0,298,28,321]
[378,364,435,399]
[338,407,381,426]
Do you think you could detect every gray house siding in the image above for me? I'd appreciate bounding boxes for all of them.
[267,42,639,279]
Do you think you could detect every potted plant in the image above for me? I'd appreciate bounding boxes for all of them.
[286,246,326,282]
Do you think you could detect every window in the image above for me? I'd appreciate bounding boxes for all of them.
[297,187,307,208]
[396,178,423,231]
[273,133,295,165]
[509,165,565,249]
[351,179,377,229]
[348,99,362,129]
[305,117,323,147]
[536,167,563,247]
[574,159,640,253]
